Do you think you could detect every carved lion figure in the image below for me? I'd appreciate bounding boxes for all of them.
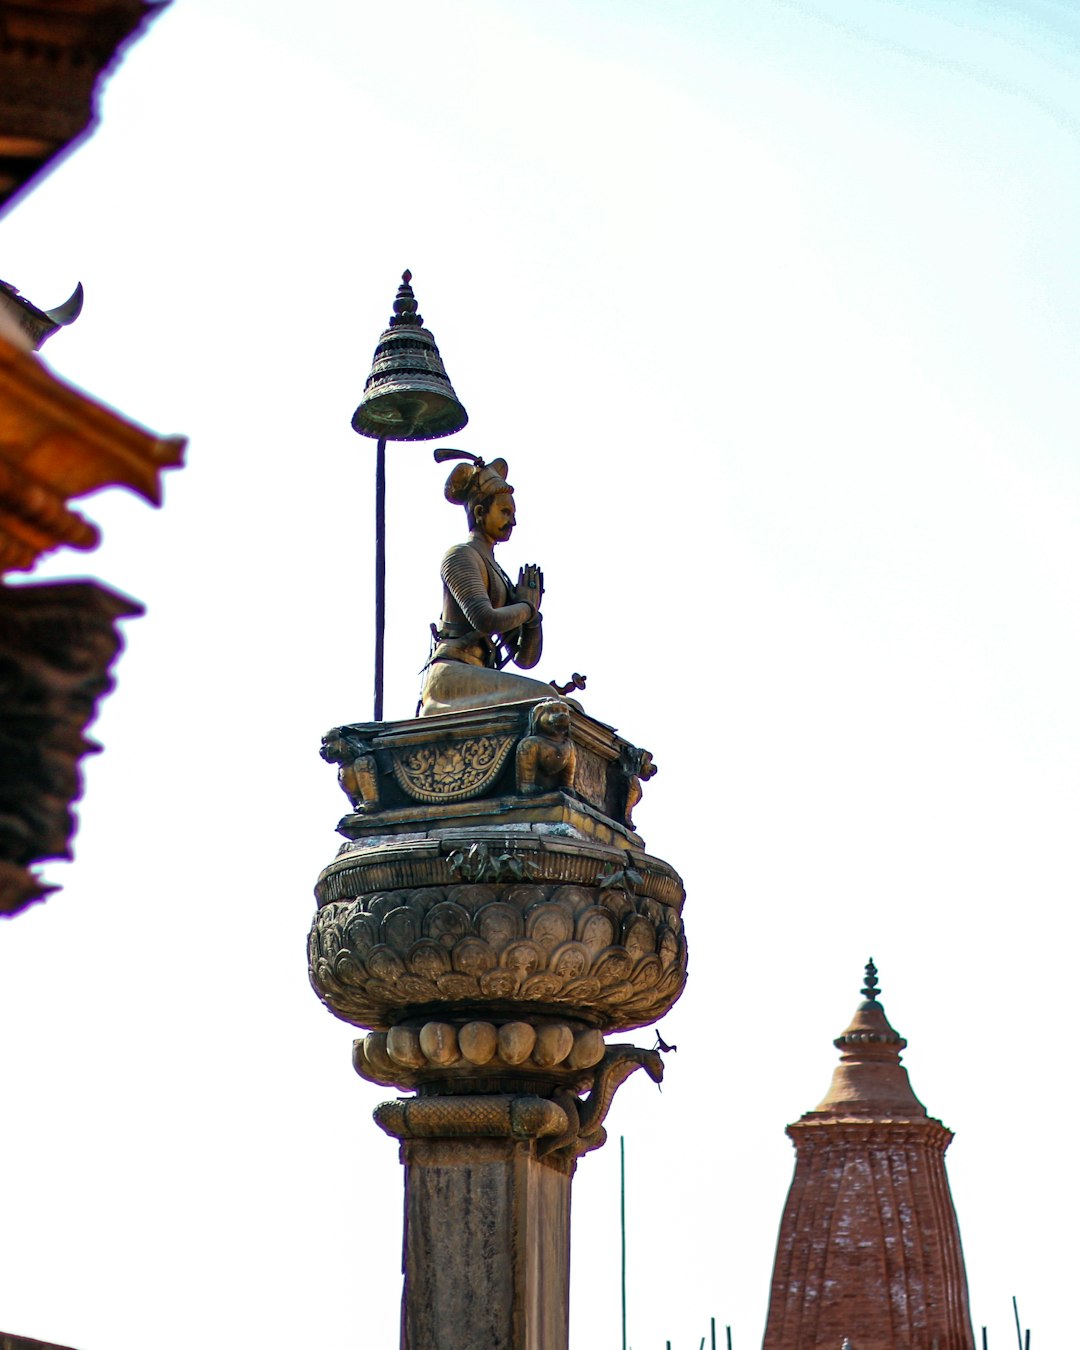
[515,698,576,796]
[622,746,657,829]
[321,730,380,812]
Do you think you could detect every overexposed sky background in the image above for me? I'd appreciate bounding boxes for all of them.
[1,1,1077,1346]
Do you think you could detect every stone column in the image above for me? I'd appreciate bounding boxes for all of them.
[384,1108,572,1350]
[309,702,686,1349]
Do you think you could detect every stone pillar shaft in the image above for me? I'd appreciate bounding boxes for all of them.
[401,1137,571,1350]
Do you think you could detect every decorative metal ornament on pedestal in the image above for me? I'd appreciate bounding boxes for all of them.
[352,271,468,720]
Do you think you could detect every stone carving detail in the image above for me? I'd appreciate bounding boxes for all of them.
[391,734,517,802]
[308,876,687,1033]
[621,746,657,830]
[446,842,539,884]
[354,1019,605,1090]
[374,1093,568,1143]
[370,1044,665,1165]
[542,1045,664,1159]
[323,704,657,834]
[318,836,683,910]
[516,698,576,795]
[321,731,380,811]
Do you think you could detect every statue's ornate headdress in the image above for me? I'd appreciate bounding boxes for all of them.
[434,448,513,509]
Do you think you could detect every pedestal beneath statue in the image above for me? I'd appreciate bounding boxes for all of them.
[310,700,684,1350]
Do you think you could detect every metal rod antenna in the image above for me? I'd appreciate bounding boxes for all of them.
[726,1325,732,1350]
[1013,1296,1023,1350]
[711,1315,716,1350]
[620,1135,627,1350]
[374,437,386,720]
[982,1327,988,1350]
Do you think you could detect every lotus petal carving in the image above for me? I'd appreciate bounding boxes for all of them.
[309,874,687,1033]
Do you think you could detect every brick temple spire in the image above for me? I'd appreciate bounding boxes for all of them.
[762,961,974,1350]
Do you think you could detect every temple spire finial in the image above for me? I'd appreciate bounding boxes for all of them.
[861,957,879,1004]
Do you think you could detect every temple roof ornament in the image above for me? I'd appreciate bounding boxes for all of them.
[0,280,83,350]
[812,956,924,1118]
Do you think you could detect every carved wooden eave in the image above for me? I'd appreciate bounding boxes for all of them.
[0,577,141,915]
[0,0,167,214]
[0,331,186,572]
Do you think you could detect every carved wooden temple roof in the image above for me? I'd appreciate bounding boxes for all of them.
[0,329,185,571]
[0,0,184,919]
[0,578,142,913]
[0,321,184,913]
[0,0,165,214]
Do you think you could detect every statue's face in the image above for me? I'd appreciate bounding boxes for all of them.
[476,491,516,544]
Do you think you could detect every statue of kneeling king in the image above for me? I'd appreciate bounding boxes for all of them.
[420,451,565,717]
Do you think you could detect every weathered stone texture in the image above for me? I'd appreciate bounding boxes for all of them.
[400,1139,571,1350]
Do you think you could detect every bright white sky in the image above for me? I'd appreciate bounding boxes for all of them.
[0,1,1077,1347]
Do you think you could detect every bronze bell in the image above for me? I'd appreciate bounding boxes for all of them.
[352,271,468,441]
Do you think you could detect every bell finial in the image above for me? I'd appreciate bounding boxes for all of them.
[390,270,421,328]
[861,958,880,1004]
[352,270,468,441]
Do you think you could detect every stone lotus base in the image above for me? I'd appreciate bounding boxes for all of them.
[356,1017,606,1091]
[309,702,684,1350]
[310,823,686,1033]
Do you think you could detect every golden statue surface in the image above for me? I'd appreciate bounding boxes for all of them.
[420,450,558,716]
